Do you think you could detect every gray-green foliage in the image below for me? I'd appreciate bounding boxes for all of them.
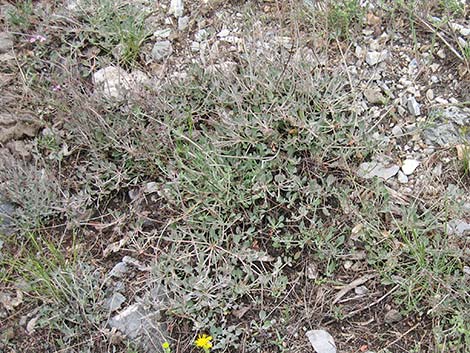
[74,0,151,65]
[142,51,377,345]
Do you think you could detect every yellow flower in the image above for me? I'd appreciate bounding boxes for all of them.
[195,334,213,350]
[162,342,170,349]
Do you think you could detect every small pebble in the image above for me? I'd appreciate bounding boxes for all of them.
[426,89,434,101]
[397,171,408,183]
[384,309,403,323]
[401,159,420,175]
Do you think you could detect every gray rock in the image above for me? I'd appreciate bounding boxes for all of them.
[195,29,209,42]
[122,256,149,271]
[144,182,159,194]
[354,286,369,295]
[464,266,470,275]
[364,87,385,105]
[407,97,421,116]
[401,159,420,175]
[446,219,470,236]
[441,107,470,126]
[306,263,318,280]
[169,0,184,17]
[217,29,230,38]
[0,32,13,53]
[408,58,419,75]
[422,107,470,146]
[397,171,408,183]
[190,41,200,52]
[423,123,461,147]
[306,330,336,353]
[93,67,148,100]
[357,162,400,180]
[426,89,434,101]
[0,200,15,234]
[178,16,189,31]
[384,309,403,323]
[366,50,388,66]
[151,41,172,61]
[391,125,403,136]
[109,262,128,278]
[105,292,126,312]
[109,303,167,353]
[153,29,171,39]
[461,28,470,36]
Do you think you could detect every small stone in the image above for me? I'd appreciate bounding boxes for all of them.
[397,171,408,183]
[407,96,421,116]
[464,266,470,275]
[366,50,388,66]
[384,309,403,323]
[306,330,336,353]
[217,29,230,38]
[110,304,150,339]
[195,29,209,42]
[153,29,171,38]
[437,48,446,59]
[306,263,318,280]
[190,42,200,52]
[354,286,369,295]
[151,41,172,61]
[0,200,15,234]
[0,32,13,53]
[397,106,406,116]
[93,66,131,100]
[178,16,189,31]
[109,262,128,278]
[357,162,400,180]
[457,37,467,48]
[343,260,353,270]
[122,256,149,271]
[109,302,167,352]
[106,292,127,312]
[441,106,470,125]
[408,58,419,75]
[391,125,403,136]
[169,0,184,17]
[144,182,159,194]
[364,87,385,104]
[460,27,470,37]
[446,220,470,236]
[401,159,420,175]
[355,45,364,58]
[426,89,434,101]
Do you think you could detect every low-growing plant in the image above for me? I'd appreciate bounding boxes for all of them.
[6,0,34,29]
[326,0,364,39]
[73,0,152,66]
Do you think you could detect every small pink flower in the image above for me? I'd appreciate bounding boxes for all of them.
[29,34,47,43]
[52,84,62,92]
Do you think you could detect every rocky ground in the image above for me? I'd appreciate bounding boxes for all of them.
[1,1,469,353]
